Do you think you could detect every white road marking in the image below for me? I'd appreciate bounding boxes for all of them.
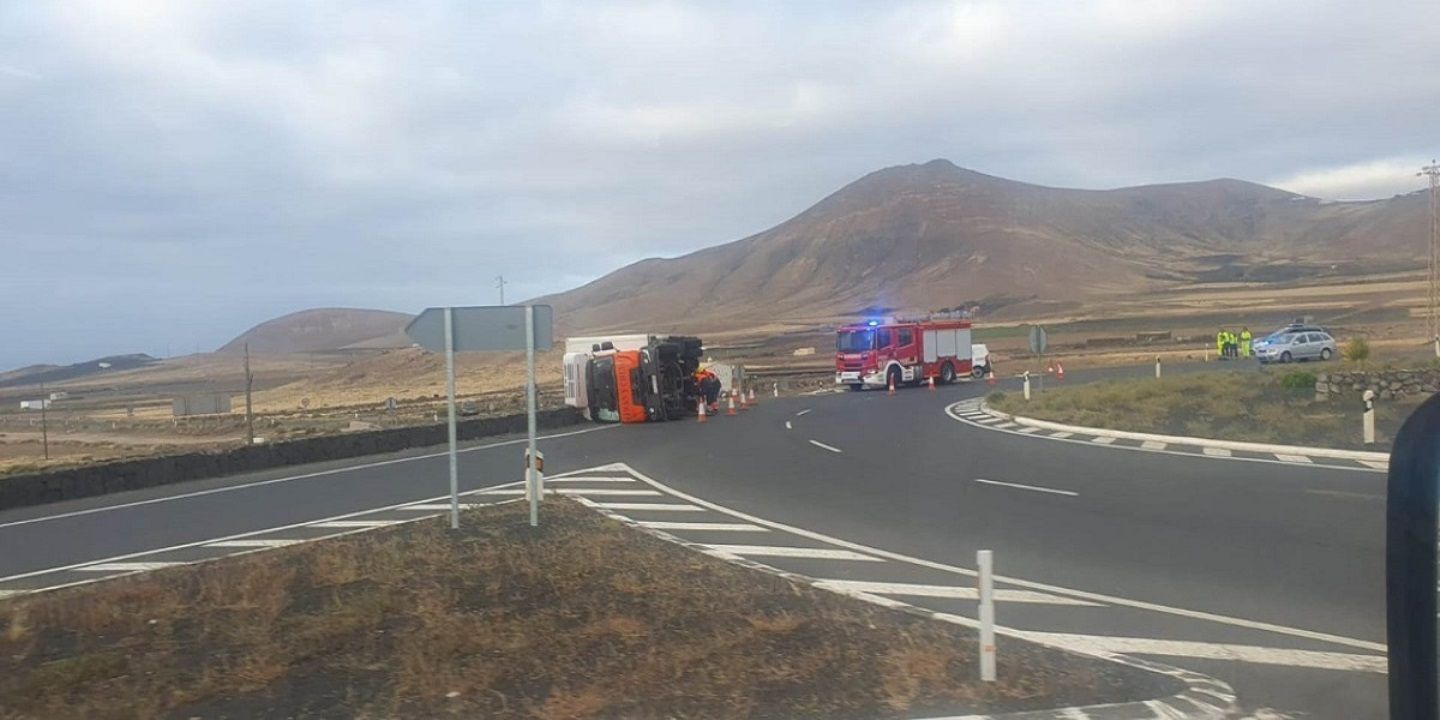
[1305,488,1383,501]
[0,590,22,598]
[311,520,402,528]
[808,440,843,453]
[974,478,1078,497]
[591,502,705,512]
[0,475,538,587]
[973,417,1003,424]
[1275,453,1313,464]
[1140,440,1168,451]
[994,422,1020,429]
[1090,436,1117,444]
[703,545,881,561]
[814,579,1101,606]
[1016,426,1042,434]
[1015,632,1387,673]
[619,463,1385,653]
[542,476,638,483]
[637,521,768,532]
[479,488,661,497]
[795,409,812,416]
[1203,447,1233,457]
[207,538,303,548]
[76,562,185,572]
[400,503,485,510]
[1048,431,1074,439]
[785,421,793,430]
[0,425,617,531]
[1358,460,1389,470]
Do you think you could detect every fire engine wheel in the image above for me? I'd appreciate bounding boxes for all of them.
[940,362,956,384]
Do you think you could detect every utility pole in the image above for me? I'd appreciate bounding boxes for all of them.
[243,342,255,445]
[38,381,49,460]
[496,275,508,306]
[1421,161,1440,357]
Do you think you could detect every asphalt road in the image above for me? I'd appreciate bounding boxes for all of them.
[0,361,1389,718]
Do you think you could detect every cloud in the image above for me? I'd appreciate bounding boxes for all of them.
[1270,158,1430,201]
[2,0,1439,368]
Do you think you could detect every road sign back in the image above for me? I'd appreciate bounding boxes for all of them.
[406,305,553,353]
[1029,325,1048,355]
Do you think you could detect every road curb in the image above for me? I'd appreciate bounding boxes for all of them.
[576,497,1236,720]
[979,403,1389,463]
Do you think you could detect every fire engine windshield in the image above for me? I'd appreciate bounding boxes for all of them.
[836,330,875,352]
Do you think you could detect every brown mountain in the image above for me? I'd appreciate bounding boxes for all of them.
[219,308,414,355]
[535,159,1427,333]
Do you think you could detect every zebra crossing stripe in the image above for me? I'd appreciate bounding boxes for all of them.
[703,545,881,561]
[813,579,1101,606]
[1358,460,1389,470]
[76,562,185,572]
[1048,431,1074,438]
[1203,447,1233,457]
[207,538,302,548]
[637,521,768,532]
[591,502,705,512]
[1013,631,1387,673]
[311,520,401,528]
[1275,454,1313,464]
[1090,436,1117,444]
[1141,440,1168,450]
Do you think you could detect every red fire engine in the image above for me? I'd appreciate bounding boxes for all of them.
[835,314,973,390]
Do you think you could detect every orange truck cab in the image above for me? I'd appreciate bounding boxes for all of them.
[565,336,704,423]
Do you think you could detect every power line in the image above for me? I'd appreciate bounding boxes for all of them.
[1420,161,1440,357]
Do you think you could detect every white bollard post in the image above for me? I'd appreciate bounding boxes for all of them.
[773,382,779,398]
[978,549,996,682]
[1363,389,1376,445]
[1155,356,1162,379]
[1022,371,1031,401]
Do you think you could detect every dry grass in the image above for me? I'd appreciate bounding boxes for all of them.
[990,369,1427,449]
[0,500,1171,719]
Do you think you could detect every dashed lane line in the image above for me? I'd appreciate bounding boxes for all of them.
[619,463,1385,653]
[702,545,882,562]
[0,425,618,531]
[1013,632,1386,674]
[808,440,843,453]
[813,579,1102,606]
[974,478,1078,497]
[590,502,705,512]
[637,521,768,532]
[795,409,812,416]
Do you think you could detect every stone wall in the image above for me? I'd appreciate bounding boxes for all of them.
[0,408,587,511]
[1314,369,1440,401]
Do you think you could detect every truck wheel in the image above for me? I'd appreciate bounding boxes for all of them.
[971,363,985,379]
[940,362,956,384]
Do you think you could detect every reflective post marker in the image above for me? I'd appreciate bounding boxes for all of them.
[526,304,539,527]
[1023,371,1031,401]
[978,549,996,682]
[1364,389,1376,445]
[444,307,460,530]
[1155,355,1162,379]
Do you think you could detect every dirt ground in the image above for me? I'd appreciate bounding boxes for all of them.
[0,499,1175,719]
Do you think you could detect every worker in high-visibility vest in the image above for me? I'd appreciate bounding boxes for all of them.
[1239,327,1252,358]
[1216,329,1226,358]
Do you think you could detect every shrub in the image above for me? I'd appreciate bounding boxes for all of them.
[986,391,1007,405]
[1343,337,1370,368]
[1279,371,1316,391]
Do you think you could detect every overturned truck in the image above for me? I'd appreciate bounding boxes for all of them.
[563,335,705,423]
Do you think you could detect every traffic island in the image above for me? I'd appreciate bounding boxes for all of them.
[988,370,1425,450]
[0,499,1183,719]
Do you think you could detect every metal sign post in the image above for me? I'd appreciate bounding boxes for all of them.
[1028,326,1048,394]
[406,305,554,529]
[444,307,460,530]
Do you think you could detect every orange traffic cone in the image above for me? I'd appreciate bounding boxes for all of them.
[1046,363,1055,374]
[697,399,707,423]
[1056,362,1065,381]
[927,376,936,391]
[888,376,896,395]
[727,394,737,416]
[986,369,997,386]
[740,390,750,410]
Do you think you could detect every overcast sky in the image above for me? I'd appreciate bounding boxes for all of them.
[3,1,1438,369]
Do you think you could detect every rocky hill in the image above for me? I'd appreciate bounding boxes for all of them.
[218,308,414,355]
